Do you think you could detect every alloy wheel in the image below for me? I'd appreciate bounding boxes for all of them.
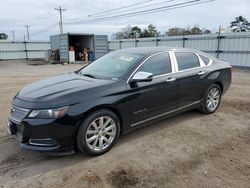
[206,87,220,112]
[85,116,117,151]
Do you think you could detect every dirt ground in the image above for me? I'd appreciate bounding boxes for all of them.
[0,60,249,188]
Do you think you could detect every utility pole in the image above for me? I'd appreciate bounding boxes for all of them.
[55,6,66,34]
[25,25,30,40]
[11,31,15,41]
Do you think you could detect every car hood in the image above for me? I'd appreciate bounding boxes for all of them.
[15,72,114,108]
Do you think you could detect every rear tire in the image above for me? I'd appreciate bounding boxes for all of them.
[77,109,120,156]
[200,84,221,114]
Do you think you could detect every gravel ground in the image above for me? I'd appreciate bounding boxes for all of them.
[0,60,249,188]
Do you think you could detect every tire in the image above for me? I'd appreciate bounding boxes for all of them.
[200,84,222,114]
[77,109,120,156]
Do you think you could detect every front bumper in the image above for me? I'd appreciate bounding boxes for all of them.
[7,116,77,152]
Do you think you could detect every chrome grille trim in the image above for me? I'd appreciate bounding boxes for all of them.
[10,106,30,123]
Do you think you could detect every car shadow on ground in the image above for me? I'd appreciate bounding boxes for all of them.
[0,110,204,182]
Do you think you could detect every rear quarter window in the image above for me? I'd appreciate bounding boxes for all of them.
[199,55,211,65]
[175,52,200,71]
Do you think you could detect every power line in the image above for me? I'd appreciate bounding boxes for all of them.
[90,0,154,16]
[65,0,214,25]
[55,6,66,34]
[30,23,58,36]
[66,0,175,22]
[65,0,202,24]
[93,0,175,19]
[65,0,155,22]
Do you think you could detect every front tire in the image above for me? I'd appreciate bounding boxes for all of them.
[200,84,221,114]
[77,109,120,156]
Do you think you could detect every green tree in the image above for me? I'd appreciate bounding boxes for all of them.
[131,26,142,38]
[0,33,8,40]
[147,24,158,37]
[230,16,250,32]
[190,26,202,35]
[140,29,150,38]
[166,25,211,36]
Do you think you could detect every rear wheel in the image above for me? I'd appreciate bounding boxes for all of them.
[77,109,120,155]
[200,84,221,114]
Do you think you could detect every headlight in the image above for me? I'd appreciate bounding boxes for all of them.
[28,106,68,119]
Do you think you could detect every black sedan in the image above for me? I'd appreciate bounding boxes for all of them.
[7,47,231,155]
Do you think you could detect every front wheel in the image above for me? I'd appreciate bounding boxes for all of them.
[200,84,221,114]
[77,109,120,155]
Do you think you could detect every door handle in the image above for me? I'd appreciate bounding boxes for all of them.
[166,77,176,82]
[198,71,206,75]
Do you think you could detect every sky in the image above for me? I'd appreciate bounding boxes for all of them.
[0,0,250,40]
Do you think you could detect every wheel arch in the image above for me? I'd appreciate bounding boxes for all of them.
[214,81,224,94]
[78,104,124,135]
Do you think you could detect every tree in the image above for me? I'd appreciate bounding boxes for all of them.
[230,16,250,32]
[147,24,158,37]
[140,29,150,38]
[203,29,211,34]
[113,25,132,39]
[139,24,159,38]
[166,27,186,36]
[0,33,8,40]
[131,26,142,38]
[190,26,202,35]
[113,24,160,39]
[166,25,211,36]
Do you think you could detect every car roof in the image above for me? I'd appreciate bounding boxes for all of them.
[113,47,195,55]
[112,46,216,60]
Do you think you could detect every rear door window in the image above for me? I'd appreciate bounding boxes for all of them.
[175,52,200,71]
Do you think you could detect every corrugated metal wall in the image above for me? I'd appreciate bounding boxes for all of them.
[108,32,250,67]
[94,35,109,59]
[0,40,50,60]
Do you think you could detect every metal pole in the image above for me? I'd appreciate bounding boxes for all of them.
[216,26,221,58]
[182,29,185,48]
[23,35,28,60]
[119,40,122,49]
[11,31,15,41]
[155,36,158,46]
[135,35,137,47]
[55,6,66,34]
[25,25,30,40]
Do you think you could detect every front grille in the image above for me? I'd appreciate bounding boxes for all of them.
[10,106,30,122]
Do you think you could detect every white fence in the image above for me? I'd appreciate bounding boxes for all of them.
[0,40,50,60]
[108,32,250,67]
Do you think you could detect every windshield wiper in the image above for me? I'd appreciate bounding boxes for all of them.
[82,73,97,79]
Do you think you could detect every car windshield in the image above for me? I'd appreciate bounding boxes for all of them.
[79,52,144,80]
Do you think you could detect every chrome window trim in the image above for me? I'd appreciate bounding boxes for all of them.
[195,52,206,67]
[197,53,213,66]
[126,50,213,83]
[127,51,174,84]
[130,100,201,127]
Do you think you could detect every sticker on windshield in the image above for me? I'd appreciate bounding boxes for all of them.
[119,56,134,62]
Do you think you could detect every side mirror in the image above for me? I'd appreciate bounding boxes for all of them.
[131,71,153,83]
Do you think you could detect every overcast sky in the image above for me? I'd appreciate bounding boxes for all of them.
[1,0,250,40]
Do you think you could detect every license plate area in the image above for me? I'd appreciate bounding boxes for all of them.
[7,120,24,142]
